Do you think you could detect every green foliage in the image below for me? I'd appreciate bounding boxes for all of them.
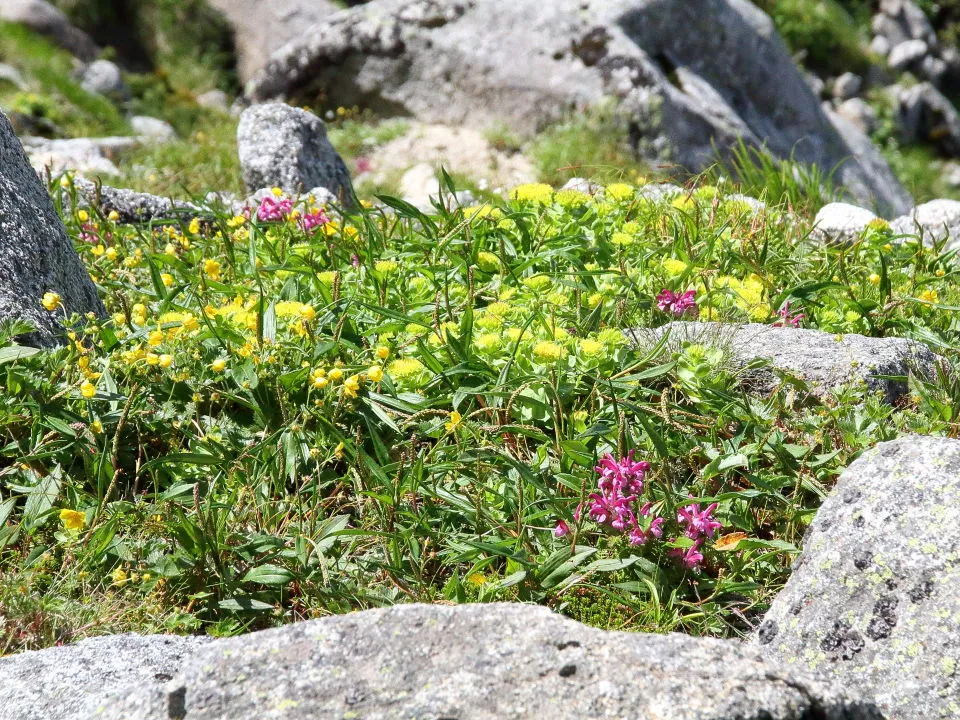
[0,177,956,647]
[753,0,872,76]
[0,22,129,137]
[530,104,651,186]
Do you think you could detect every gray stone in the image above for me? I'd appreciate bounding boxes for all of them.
[890,198,960,250]
[943,161,960,187]
[878,0,937,47]
[834,98,878,136]
[755,435,960,720]
[637,182,684,201]
[0,0,98,61]
[811,202,878,244]
[246,0,911,217]
[21,136,141,177]
[804,70,826,98]
[79,60,128,102]
[726,193,767,213]
[237,103,354,206]
[869,35,891,58]
[920,54,948,86]
[632,322,939,404]
[888,39,929,72]
[896,82,960,156]
[560,177,601,194]
[0,63,27,90]
[0,111,104,347]
[833,72,862,101]
[207,0,343,82]
[90,604,881,720]
[196,89,230,111]
[71,178,201,223]
[130,116,177,142]
[0,633,208,720]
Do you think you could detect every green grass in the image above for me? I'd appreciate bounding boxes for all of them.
[0,175,956,651]
[0,22,129,137]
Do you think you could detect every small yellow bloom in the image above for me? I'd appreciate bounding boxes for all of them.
[328,368,344,382]
[111,567,128,586]
[210,358,227,372]
[312,375,329,389]
[145,352,160,366]
[919,289,938,303]
[343,374,361,398]
[147,330,164,347]
[41,292,62,311]
[445,410,462,433]
[90,419,103,434]
[188,218,201,235]
[142,573,152,582]
[60,176,72,189]
[158,354,173,368]
[868,273,881,286]
[375,346,390,360]
[299,304,316,322]
[203,258,222,281]
[91,244,105,257]
[334,441,345,459]
[107,210,120,222]
[59,508,86,531]
[366,365,384,382]
[77,209,89,222]
[105,247,118,262]
[271,186,283,197]
[160,273,174,288]
[80,380,96,399]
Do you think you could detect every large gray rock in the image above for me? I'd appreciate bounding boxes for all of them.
[887,38,929,72]
[0,0,98,61]
[0,633,208,720]
[0,111,104,347]
[237,103,354,205]
[633,322,939,404]
[890,198,960,250]
[90,604,881,720]
[755,435,960,720]
[246,0,911,216]
[896,82,960,157]
[206,0,343,82]
[811,202,878,244]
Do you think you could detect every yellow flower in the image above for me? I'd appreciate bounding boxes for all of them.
[80,380,97,398]
[605,183,635,201]
[387,357,426,382]
[145,353,160,366]
[334,441,345,459]
[533,341,566,363]
[107,210,120,222]
[868,273,881,286]
[203,258,222,281]
[343,374,361,398]
[476,251,500,273]
[210,358,227,372]
[271,186,283,197]
[161,273,174,288]
[89,419,103,434]
[578,338,603,357]
[105,247,118,262]
[60,176,72,189]
[41,292,62,311]
[662,258,689,277]
[375,260,399,275]
[91,244,105,257]
[188,218,201,235]
[328,368,344,382]
[77,209,89,222]
[158,354,173,368]
[919,289,938,303]
[366,365,384,382]
[165,243,177,256]
[510,183,553,204]
[59,508,86,531]
[148,330,164,347]
[445,410,462,433]
[312,375,329,389]
[111,567,128,586]
[375,345,390,360]
[299,304,316,322]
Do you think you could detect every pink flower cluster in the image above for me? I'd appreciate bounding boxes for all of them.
[656,289,697,317]
[668,501,721,569]
[257,196,294,222]
[772,301,805,328]
[299,208,330,231]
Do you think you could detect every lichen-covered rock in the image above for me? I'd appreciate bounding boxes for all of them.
[891,198,960,250]
[811,202,878,243]
[0,111,104,347]
[632,322,939,404]
[895,82,960,157]
[0,633,208,720]
[91,604,880,720]
[237,103,354,206]
[755,435,960,719]
[246,0,911,216]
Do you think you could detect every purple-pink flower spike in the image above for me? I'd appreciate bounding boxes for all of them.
[773,301,805,328]
[257,196,294,222]
[677,501,722,541]
[656,289,697,317]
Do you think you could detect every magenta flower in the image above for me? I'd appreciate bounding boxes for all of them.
[554,520,570,538]
[257,196,294,222]
[669,540,705,569]
[677,501,722,540]
[584,451,651,533]
[773,301,805,328]
[656,289,697,317]
[299,208,330,231]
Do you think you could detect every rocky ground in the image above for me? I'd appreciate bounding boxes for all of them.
[0,1,959,719]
